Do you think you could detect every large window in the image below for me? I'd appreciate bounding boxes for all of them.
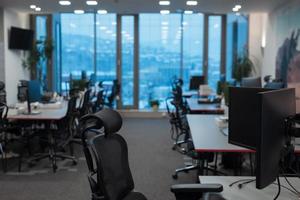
[60,14,95,90]
[182,14,204,91]
[139,14,181,109]
[96,14,117,81]
[207,16,222,91]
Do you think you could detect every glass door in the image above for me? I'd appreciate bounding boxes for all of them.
[117,15,138,109]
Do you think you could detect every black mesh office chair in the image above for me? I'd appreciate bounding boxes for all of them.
[80,109,223,200]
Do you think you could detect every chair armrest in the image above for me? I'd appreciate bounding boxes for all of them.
[171,183,223,195]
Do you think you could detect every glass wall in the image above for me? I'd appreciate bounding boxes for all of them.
[207,16,222,91]
[182,14,204,91]
[60,14,95,91]
[226,14,249,81]
[96,14,117,81]
[139,14,181,109]
[121,16,135,106]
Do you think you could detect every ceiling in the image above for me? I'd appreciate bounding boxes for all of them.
[0,0,287,14]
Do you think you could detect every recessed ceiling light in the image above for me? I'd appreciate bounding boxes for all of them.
[160,10,170,15]
[186,1,198,6]
[74,10,84,14]
[161,21,169,25]
[235,5,242,9]
[35,7,41,12]
[232,7,239,12]
[184,10,193,14]
[59,1,71,6]
[86,1,98,5]
[30,5,36,9]
[159,1,170,6]
[97,10,108,14]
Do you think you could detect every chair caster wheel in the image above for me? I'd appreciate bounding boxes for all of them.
[172,174,178,179]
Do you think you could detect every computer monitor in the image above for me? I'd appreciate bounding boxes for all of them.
[264,81,285,89]
[256,88,295,189]
[241,77,262,88]
[28,80,42,102]
[228,87,271,150]
[189,76,205,90]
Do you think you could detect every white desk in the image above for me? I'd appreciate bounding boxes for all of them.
[187,114,300,154]
[7,102,67,121]
[200,176,300,200]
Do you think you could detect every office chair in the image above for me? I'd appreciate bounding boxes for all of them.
[105,79,120,108]
[0,81,6,104]
[80,109,223,200]
[79,89,92,117]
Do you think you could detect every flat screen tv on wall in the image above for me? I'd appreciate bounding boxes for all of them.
[8,27,34,50]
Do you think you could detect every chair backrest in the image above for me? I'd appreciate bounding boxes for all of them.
[80,89,91,116]
[0,102,8,129]
[80,109,130,200]
[107,80,120,106]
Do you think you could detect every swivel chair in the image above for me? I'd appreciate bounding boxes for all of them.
[80,109,223,200]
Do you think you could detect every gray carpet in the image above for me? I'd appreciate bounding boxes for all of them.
[0,118,197,200]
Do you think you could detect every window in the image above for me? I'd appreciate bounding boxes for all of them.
[96,14,117,82]
[182,14,204,91]
[207,16,222,91]
[139,14,181,109]
[60,14,95,90]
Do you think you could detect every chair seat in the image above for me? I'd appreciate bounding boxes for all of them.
[123,192,147,200]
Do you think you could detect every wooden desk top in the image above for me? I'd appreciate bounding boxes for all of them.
[186,98,224,114]
[7,103,67,121]
[188,115,300,153]
[199,176,300,200]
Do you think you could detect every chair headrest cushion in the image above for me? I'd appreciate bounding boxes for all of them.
[80,109,122,136]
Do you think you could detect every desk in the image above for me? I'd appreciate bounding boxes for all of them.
[182,90,198,98]
[7,102,75,172]
[187,114,300,153]
[199,176,300,200]
[186,98,224,114]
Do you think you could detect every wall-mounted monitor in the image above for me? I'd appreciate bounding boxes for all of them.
[8,26,34,50]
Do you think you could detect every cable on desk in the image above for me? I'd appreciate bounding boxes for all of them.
[272,182,299,196]
[229,179,254,187]
[273,176,281,200]
[283,175,300,195]
[219,128,228,136]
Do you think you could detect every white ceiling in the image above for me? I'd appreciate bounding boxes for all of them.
[0,0,287,14]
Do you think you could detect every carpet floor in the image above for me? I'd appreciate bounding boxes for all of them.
[0,118,198,200]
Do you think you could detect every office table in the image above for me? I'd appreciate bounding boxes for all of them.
[187,114,300,153]
[199,176,300,200]
[7,102,76,172]
[186,98,224,114]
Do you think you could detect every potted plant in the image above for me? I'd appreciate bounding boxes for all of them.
[22,38,54,82]
[149,99,160,111]
[232,49,255,83]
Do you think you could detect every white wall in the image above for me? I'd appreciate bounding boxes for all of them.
[3,9,30,104]
[248,13,268,77]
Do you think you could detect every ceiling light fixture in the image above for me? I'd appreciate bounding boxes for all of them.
[184,10,193,14]
[35,7,41,11]
[59,1,71,6]
[30,5,36,9]
[86,1,98,5]
[232,7,239,12]
[97,10,108,14]
[74,10,85,14]
[235,5,242,9]
[186,1,198,6]
[159,1,170,6]
[160,10,170,15]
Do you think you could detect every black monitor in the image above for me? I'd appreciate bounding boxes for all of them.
[241,77,262,88]
[256,88,295,189]
[189,76,205,90]
[9,27,34,50]
[228,87,271,150]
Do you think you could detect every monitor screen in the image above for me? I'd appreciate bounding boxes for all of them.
[9,27,34,50]
[241,77,262,88]
[228,87,271,150]
[256,88,295,189]
[189,76,205,90]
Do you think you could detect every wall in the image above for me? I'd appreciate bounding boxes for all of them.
[0,8,4,82]
[248,13,268,77]
[3,9,30,104]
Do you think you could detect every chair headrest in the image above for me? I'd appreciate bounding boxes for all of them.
[80,109,122,136]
